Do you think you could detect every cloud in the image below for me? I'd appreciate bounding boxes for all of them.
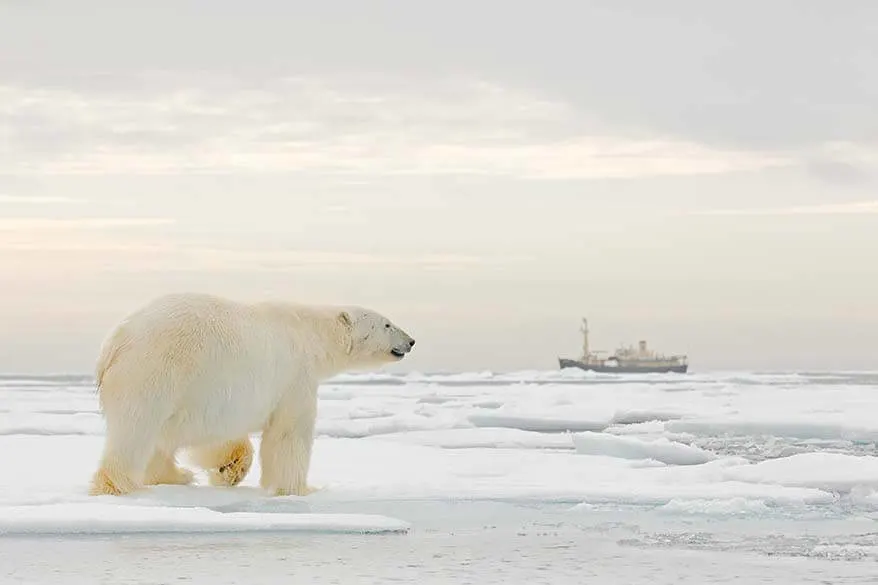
[3,2,875,154]
[0,240,533,273]
[805,159,874,186]
[0,76,792,180]
[0,240,170,253]
[802,141,878,186]
[409,139,791,180]
[686,201,878,217]
[171,248,531,272]
[0,218,174,230]
[0,196,85,204]
[0,218,175,261]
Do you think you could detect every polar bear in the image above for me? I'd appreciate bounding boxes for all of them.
[88,292,415,497]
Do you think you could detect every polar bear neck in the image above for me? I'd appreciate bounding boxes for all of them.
[253,302,353,380]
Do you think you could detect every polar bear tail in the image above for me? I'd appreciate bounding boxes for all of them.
[94,324,132,391]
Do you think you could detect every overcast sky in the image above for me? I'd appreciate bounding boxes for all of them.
[1,0,876,373]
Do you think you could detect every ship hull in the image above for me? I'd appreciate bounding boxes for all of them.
[558,358,688,374]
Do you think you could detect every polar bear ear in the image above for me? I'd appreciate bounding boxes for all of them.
[337,310,353,329]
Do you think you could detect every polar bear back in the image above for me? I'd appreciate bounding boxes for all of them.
[94,293,346,445]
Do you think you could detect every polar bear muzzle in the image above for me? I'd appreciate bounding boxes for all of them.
[390,338,416,359]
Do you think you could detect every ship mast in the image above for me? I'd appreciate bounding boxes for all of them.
[580,317,589,359]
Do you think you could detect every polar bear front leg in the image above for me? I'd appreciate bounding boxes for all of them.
[259,390,319,497]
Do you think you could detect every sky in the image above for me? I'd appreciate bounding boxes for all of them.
[1,0,877,373]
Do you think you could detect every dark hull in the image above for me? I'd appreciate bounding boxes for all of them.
[558,358,688,374]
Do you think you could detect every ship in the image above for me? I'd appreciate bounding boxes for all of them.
[558,318,689,374]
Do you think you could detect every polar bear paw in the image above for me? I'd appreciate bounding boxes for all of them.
[189,438,254,488]
[273,484,321,497]
[158,466,195,486]
[212,453,252,487]
[89,466,140,496]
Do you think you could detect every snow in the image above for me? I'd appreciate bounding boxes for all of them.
[1,370,878,582]
[467,412,610,433]
[572,431,716,465]
[365,427,576,450]
[656,497,774,516]
[722,452,878,493]
[0,503,409,536]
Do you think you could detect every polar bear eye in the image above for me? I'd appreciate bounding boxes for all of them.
[384,323,390,329]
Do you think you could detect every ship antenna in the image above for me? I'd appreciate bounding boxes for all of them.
[581,317,589,359]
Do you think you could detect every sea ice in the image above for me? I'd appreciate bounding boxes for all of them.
[0,369,876,544]
[571,431,716,465]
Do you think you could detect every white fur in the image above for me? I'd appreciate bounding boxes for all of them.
[89,292,415,497]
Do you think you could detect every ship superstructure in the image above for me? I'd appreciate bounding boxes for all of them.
[558,318,688,373]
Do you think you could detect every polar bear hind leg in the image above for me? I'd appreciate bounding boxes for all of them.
[188,438,254,487]
[90,370,178,496]
[89,417,167,496]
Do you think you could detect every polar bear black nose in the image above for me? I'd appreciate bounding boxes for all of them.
[409,339,416,347]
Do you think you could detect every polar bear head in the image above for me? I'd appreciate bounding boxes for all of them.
[337,307,415,365]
